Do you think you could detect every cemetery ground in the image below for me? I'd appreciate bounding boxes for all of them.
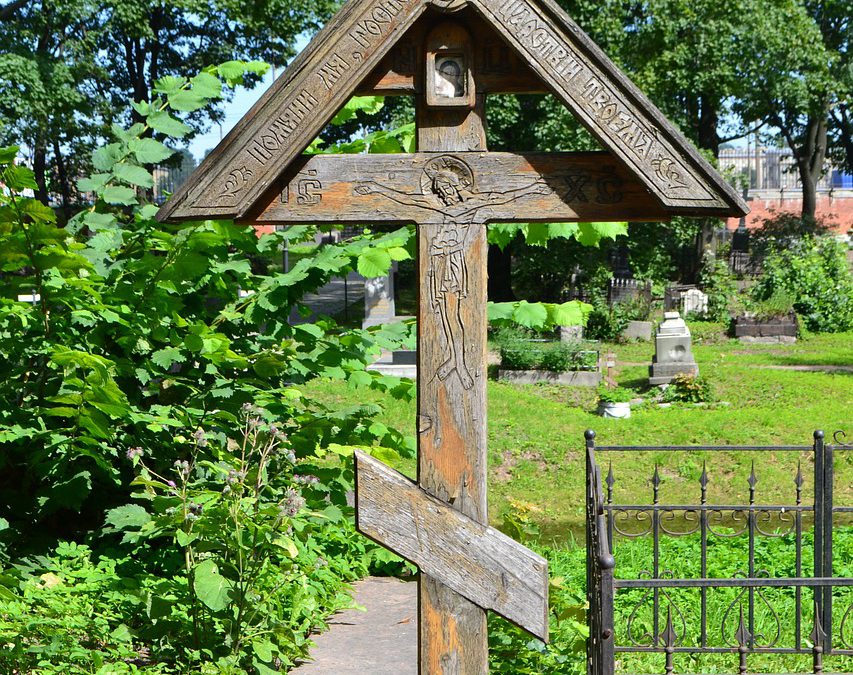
[302,324,853,673]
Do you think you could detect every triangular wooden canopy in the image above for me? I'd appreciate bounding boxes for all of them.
[157,0,748,223]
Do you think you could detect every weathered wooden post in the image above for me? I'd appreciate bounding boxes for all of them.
[157,1,747,672]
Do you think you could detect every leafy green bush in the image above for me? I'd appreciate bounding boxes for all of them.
[495,328,597,372]
[749,289,796,321]
[585,299,631,341]
[699,253,742,321]
[662,374,715,403]
[597,386,634,403]
[752,236,853,332]
[0,64,417,672]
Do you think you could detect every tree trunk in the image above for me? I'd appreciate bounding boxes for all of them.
[33,135,49,205]
[52,137,72,218]
[795,112,829,222]
[698,95,721,158]
[487,243,514,302]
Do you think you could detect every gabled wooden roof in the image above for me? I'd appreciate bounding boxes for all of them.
[157,0,748,223]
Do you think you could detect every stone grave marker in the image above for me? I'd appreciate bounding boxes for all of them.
[649,311,699,385]
[157,1,747,670]
[363,262,398,328]
[681,288,709,317]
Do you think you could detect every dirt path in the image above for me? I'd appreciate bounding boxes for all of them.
[290,576,417,674]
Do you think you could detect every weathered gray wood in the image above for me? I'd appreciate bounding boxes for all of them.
[357,9,547,95]
[355,451,549,641]
[415,80,491,675]
[469,0,749,216]
[250,151,669,225]
[156,0,428,222]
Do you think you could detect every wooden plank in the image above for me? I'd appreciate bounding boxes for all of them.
[469,0,749,217]
[355,451,549,641]
[156,0,428,222]
[415,85,491,675]
[356,9,548,95]
[250,151,669,225]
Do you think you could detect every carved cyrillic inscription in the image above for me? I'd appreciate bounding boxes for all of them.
[498,0,583,80]
[484,0,716,205]
[318,53,351,90]
[246,89,319,166]
[348,0,406,49]
[171,0,426,215]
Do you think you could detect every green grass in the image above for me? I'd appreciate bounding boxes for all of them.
[305,330,852,540]
[306,330,853,674]
[489,532,853,674]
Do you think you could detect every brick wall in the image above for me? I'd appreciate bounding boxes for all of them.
[725,190,853,235]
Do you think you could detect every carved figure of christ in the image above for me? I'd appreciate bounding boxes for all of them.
[355,164,550,390]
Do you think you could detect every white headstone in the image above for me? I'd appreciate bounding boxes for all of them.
[363,263,397,328]
[682,289,709,317]
[649,312,699,385]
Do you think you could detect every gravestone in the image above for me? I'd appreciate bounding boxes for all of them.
[156,1,747,671]
[649,311,699,385]
[363,263,398,328]
[682,288,709,317]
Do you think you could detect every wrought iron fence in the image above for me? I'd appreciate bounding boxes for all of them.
[586,430,852,675]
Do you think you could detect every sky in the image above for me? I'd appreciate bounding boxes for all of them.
[187,35,310,162]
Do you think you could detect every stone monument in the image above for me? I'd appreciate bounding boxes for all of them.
[681,288,709,317]
[649,312,699,385]
[362,263,397,328]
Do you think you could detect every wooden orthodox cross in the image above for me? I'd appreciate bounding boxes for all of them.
[158,1,747,672]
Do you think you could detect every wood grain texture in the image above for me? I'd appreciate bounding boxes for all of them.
[156,0,427,222]
[417,82,491,675]
[469,0,749,217]
[357,8,547,96]
[355,451,549,641]
[249,151,669,225]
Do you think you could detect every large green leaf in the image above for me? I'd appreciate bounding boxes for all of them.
[147,111,192,138]
[357,248,392,278]
[193,559,235,612]
[129,138,174,164]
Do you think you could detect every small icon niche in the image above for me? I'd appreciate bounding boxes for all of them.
[426,23,475,108]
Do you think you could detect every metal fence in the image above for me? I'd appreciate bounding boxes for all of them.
[586,430,852,675]
[718,147,849,192]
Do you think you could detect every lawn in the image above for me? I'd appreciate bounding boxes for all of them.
[304,326,853,540]
[304,326,853,673]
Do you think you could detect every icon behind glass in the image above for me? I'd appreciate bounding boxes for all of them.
[426,23,475,108]
[435,55,466,99]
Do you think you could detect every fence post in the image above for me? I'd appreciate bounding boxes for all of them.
[813,429,833,655]
[822,431,833,654]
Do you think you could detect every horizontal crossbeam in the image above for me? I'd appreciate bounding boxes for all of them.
[354,450,549,641]
[247,151,669,225]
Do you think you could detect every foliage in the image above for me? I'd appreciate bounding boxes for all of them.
[752,236,853,332]
[495,328,597,372]
[661,374,715,403]
[489,300,593,331]
[0,0,334,209]
[0,65,424,671]
[584,296,652,342]
[597,386,635,404]
[698,252,741,321]
[749,210,835,260]
[748,289,796,322]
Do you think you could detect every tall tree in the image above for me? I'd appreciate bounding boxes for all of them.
[0,0,335,206]
[736,0,840,220]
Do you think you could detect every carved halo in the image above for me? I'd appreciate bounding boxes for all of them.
[421,155,475,195]
[427,0,467,12]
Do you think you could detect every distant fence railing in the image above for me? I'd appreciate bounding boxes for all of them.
[719,147,852,192]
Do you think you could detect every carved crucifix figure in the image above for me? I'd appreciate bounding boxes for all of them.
[356,155,549,392]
